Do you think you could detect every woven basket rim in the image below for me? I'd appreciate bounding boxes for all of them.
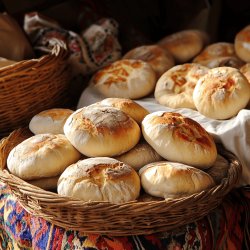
[0,128,242,236]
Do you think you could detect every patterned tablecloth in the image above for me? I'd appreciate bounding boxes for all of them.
[0,182,249,250]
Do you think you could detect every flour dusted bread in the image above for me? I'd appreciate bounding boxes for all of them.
[139,161,215,199]
[193,67,250,119]
[193,42,243,69]
[154,63,209,109]
[158,29,208,63]
[89,59,156,99]
[115,141,163,171]
[57,157,141,204]
[64,106,141,157]
[7,134,81,180]
[95,98,149,124]
[142,111,217,168]
[235,25,250,62]
[29,108,74,134]
[123,44,175,78]
[193,42,236,62]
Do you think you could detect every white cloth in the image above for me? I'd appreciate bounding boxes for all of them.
[77,86,250,187]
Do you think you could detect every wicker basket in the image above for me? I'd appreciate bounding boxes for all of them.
[0,128,242,236]
[0,45,71,138]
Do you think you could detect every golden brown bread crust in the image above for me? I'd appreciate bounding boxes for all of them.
[123,45,175,78]
[95,97,149,124]
[64,106,141,157]
[57,157,141,203]
[142,111,217,168]
[158,29,208,63]
[90,59,156,99]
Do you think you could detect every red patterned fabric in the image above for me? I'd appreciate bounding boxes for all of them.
[0,182,249,250]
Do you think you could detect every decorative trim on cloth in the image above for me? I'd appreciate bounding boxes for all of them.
[0,182,249,250]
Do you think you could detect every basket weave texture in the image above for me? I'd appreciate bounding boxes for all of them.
[0,45,71,138]
[0,128,242,236]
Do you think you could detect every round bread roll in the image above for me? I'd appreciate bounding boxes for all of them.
[142,111,217,168]
[7,134,81,181]
[57,157,141,204]
[64,106,141,157]
[89,59,156,99]
[205,154,229,184]
[240,63,250,82]
[193,42,236,63]
[94,97,149,124]
[139,161,215,199]
[29,108,74,135]
[235,25,250,62]
[157,29,208,63]
[195,56,244,69]
[193,67,250,119]
[154,63,209,109]
[123,44,175,78]
[115,141,163,171]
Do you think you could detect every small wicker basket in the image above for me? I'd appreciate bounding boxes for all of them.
[0,128,242,236]
[0,45,71,138]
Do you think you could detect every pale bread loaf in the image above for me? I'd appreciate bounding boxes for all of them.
[7,134,81,180]
[193,42,236,63]
[158,29,208,63]
[205,154,229,184]
[57,157,141,204]
[94,97,149,124]
[29,108,74,134]
[142,111,217,168]
[193,67,250,119]
[154,63,209,109]
[139,161,215,199]
[115,141,163,171]
[235,25,250,62]
[123,44,175,78]
[89,59,156,99]
[195,56,244,69]
[64,106,141,157]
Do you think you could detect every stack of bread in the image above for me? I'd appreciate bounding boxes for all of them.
[10,24,250,204]
[6,96,229,204]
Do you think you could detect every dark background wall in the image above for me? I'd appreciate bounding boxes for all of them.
[1,0,250,52]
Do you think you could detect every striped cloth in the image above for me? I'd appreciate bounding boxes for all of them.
[0,182,249,250]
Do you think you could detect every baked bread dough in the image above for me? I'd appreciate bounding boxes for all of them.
[235,25,250,62]
[57,157,141,204]
[89,59,156,99]
[157,29,208,63]
[205,154,229,184]
[139,161,215,199]
[195,56,244,69]
[154,63,209,109]
[193,42,236,62]
[115,140,163,171]
[29,108,74,134]
[193,67,250,119]
[123,44,175,78]
[7,134,81,180]
[94,97,149,124]
[142,111,217,168]
[64,105,141,157]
